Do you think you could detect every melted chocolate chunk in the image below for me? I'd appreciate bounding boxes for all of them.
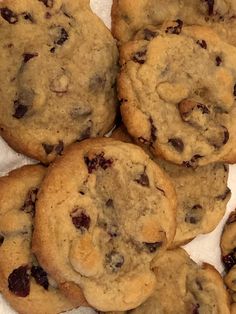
[42,143,54,155]
[21,188,38,216]
[71,209,91,232]
[183,155,203,168]
[132,49,147,64]
[8,266,30,297]
[135,172,150,187]
[226,211,236,225]
[216,187,231,200]
[168,138,184,153]
[166,19,183,35]
[1,7,18,24]
[215,56,222,66]
[31,266,49,290]
[0,234,4,246]
[42,141,64,155]
[222,249,236,272]
[23,53,38,63]
[106,199,114,207]
[196,40,207,49]
[223,127,229,145]
[55,28,68,46]
[55,141,64,155]
[106,251,124,272]
[205,0,214,15]
[22,12,34,22]
[84,152,113,173]
[145,242,162,253]
[12,100,28,119]
[143,28,158,41]
[39,0,54,8]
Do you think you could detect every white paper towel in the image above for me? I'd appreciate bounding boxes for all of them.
[0,0,236,313]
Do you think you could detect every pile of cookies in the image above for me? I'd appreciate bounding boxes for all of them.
[0,0,236,313]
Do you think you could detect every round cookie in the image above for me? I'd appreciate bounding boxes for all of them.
[112,126,230,247]
[119,25,236,166]
[112,0,236,44]
[0,165,85,314]
[33,138,177,312]
[107,249,230,314]
[0,0,118,163]
[221,209,236,312]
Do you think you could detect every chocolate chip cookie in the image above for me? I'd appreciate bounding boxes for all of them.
[0,0,118,163]
[112,125,230,247]
[221,209,236,312]
[112,0,236,44]
[119,25,236,166]
[107,249,230,314]
[0,165,84,314]
[33,138,177,312]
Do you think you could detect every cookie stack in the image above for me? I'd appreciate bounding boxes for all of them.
[0,0,235,314]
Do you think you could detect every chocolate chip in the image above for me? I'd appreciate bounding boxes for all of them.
[8,266,30,297]
[234,84,236,97]
[89,75,106,91]
[70,209,91,232]
[215,56,222,66]
[216,187,231,200]
[39,0,54,8]
[185,204,203,224]
[55,28,68,46]
[135,172,150,187]
[168,138,184,153]
[31,266,49,290]
[222,249,236,272]
[205,0,214,15]
[21,188,38,216]
[192,303,200,314]
[1,7,18,24]
[223,127,229,145]
[50,47,56,53]
[105,251,124,272]
[149,117,157,144]
[55,141,64,155]
[166,19,183,35]
[145,242,162,253]
[84,152,113,174]
[108,225,119,238]
[12,100,28,119]
[22,12,34,22]
[179,99,210,122]
[23,53,38,63]
[106,199,114,207]
[0,234,4,246]
[143,28,158,41]
[196,40,207,49]
[42,143,54,155]
[227,211,236,225]
[196,280,203,290]
[132,49,147,64]
[45,12,52,19]
[183,155,203,168]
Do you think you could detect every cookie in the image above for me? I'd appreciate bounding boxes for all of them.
[33,138,177,312]
[0,0,118,163]
[112,0,236,44]
[220,209,236,312]
[119,25,236,166]
[112,125,230,247]
[0,165,84,314]
[107,248,230,314]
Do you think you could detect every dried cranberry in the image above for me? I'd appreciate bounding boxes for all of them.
[55,28,68,46]
[23,53,38,63]
[143,28,158,41]
[223,250,236,272]
[1,7,18,24]
[197,40,207,49]
[0,234,4,246]
[21,188,38,216]
[132,49,147,64]
[215,56,222,66]
[168,138,184,152]
[12,100,28,119]
[105,251,124,272]
[166,19,183,35]
[84,152,113,173]
[135,172,150,187]
[205,0,214,15]
[31,266,49,290]
[145,242,162,253]
[71,209,91,232]
[8,266,30,297]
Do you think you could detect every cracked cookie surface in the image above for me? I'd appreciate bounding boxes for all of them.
[112,0,236,44]
[112,125,230,247]
[107,249,230,314]
[33,138,177,312]
[0,0,118,163]
[0,165,81,314]
[119,25,236,166]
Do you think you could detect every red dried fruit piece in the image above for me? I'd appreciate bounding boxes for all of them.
[8,266,30,297]
[31,266,49,290]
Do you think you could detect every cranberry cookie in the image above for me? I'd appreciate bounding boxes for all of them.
[112,0,236,44]
[33,138,177,312]
[0,165,83,314]
[112,126,230,247]
[221,209,236,313]
[0,0,118,163]
[119,25,236,166]
[107,249,230,314]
